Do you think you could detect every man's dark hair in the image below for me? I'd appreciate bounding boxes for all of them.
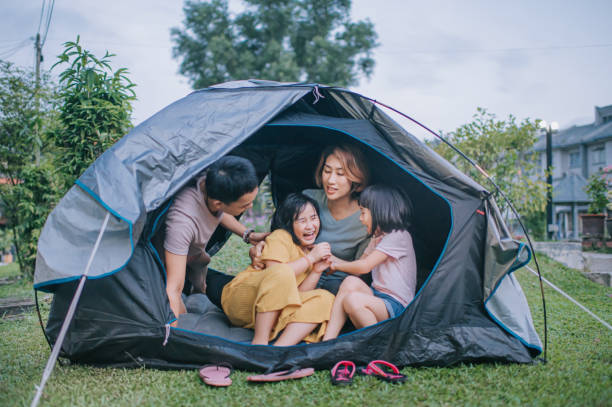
[270,193,321,245]
[205,156,258,204]
[358,184,413,235]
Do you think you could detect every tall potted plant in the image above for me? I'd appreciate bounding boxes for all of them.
[581,167,611,238]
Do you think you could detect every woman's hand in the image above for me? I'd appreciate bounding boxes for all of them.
[249,241,266,270]
[308,242,331,262]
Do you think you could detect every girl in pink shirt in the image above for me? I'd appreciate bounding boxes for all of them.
[323,185,417,340]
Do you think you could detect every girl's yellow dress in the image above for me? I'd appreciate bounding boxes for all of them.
[221,229,335,343]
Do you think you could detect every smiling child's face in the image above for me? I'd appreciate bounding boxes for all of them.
[292,203,320,247]
[359,206,373,235]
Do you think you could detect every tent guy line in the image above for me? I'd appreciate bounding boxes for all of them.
[525,265,612,332]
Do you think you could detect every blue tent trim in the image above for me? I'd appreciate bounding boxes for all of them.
[147,199,174,281]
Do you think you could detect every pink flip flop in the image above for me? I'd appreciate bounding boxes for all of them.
[247,367,315,382]
[199,363,233,387]
[330,361,355,386]
[359,360,407,384]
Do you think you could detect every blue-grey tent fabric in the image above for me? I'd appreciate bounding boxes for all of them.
[36,80,541,370]
[35,84,310,287]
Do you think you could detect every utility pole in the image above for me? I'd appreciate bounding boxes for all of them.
[35,33,42,86]
[34,33,42,165]
[546,127,553,239]
[540,121,559,240]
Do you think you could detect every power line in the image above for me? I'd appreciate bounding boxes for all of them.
[36,0,46,34]
[0,39,31,59]
[0,38,32,47]
[41,0,55,46]
[377,43,612,55]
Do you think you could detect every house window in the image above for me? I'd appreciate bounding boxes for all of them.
[592,146,605,165]
[569,151,580,168]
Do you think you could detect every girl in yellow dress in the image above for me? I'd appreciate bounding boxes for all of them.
[221,193,335,346]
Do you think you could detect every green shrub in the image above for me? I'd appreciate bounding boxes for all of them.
[0,164,59,278]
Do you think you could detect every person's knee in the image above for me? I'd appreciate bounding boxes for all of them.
[343,292,365,315]
[338,276,364,293]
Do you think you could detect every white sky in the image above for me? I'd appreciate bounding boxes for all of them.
[2,0,611,140]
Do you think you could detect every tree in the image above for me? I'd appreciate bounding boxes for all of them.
[171,0,378,88]
[429,108,548,236]
[50,36,136,189]
[585,167,611,214]
[0,60,59,277]
[2,164,59,278]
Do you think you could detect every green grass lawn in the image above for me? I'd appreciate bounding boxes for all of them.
[0,243,610,406]
[0,262,33,299]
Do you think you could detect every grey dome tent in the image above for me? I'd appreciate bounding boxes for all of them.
[34,80,542,371]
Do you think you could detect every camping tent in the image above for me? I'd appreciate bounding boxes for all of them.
[34,80,542,371]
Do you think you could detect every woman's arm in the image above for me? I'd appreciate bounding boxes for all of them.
[330,250,389,275]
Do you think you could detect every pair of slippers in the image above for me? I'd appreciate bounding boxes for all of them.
[199,363,314,387]
[330,360,407,386]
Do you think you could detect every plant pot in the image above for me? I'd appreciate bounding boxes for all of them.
[580,213,606,238]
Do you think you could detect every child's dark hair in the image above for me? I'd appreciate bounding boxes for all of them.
[271,193,321,245]
[358,184,413,235]
[205,156,258,204]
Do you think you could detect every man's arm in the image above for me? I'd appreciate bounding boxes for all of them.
[220,213,268,243]
[165,250,188,325]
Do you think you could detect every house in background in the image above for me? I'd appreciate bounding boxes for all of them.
[533,104,612,240]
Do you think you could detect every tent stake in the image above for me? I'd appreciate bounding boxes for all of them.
[526,265,612,331]
[31,211,111,407]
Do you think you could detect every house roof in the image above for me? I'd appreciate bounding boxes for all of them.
[596,105,612,124]
[534,120,612,151]
[552,173,590,204]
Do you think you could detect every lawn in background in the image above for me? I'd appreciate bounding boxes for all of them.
[0,240,610,406]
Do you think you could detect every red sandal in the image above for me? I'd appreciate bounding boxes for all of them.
[359,360,407,384]
[330,360,356,386]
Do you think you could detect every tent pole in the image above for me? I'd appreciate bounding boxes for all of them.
[356,93,550,360]
[31,211,111,407]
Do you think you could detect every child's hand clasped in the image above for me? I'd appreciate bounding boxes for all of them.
[326,255,344,274]
[311,258,332,274]
[307,242,331,262]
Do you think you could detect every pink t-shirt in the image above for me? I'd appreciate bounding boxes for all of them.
[163,177,223,270]
[364,230,417,307]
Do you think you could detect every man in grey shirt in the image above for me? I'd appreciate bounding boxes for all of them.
[164,156,267,322]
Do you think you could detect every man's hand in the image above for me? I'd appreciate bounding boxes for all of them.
[248,231,269,245]
[249,241,266,269]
